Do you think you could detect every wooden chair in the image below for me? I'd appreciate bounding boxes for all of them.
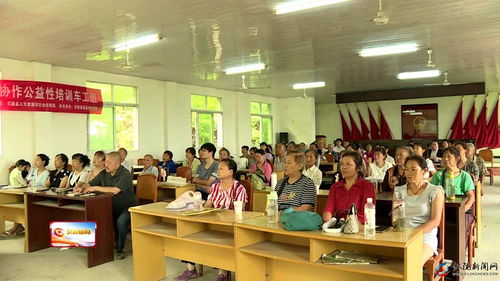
[176,166,191,181]
[137,158,145,165]
[478,149,494,185]
[8,165,16,173]
[153,159,160,167]
[136,174,158,205]
[467,183,481,266]
[240,179,253,211]
[325,154,334,163]
[424,202,445,281]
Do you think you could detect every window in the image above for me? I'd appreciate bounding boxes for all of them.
[250,102,273,146]
[191,94,223,148]
[86,82,138,151]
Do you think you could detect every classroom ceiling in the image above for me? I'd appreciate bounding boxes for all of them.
[0,0,499,103]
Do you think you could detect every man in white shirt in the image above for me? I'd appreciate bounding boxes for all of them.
[332,138,345,153]
[303,150,323,192]
[118,148,133,174]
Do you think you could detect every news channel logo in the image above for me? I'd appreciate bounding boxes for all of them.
[50,222,96,248]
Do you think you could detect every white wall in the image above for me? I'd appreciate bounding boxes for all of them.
[316,94,499,145]
[0,56,316,181]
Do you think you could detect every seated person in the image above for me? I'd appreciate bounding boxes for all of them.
[45,153,70,188]
[274,143,287,172]
[158,150,176,174]
[260,142,274,163]
[177,159,248,281]
[249,149,272,185]
[27,154,50,188]
[366,147,393,182]
[21,161,31,180]
[427,141,443,163]
[140,154,159,178]
[118,148,133,173]
[75,151,137,260]
[465,143,487,183]
[394,155,444,265]
[322,151,375,223]
[364,144,374,163]
[248,147,257,168]
[454,142,479,182]
[430,147,475,249]
[411,143,436,179]
[218,147,232,160]
[9,159,30,187]
[182,147,201,175]
[66,153,90,189]
[275,151,316,211]
[87,151,106,182]
[192,143,219,200]
[381,146,412,191]
[3,159,30,237]
[303,149,322,191]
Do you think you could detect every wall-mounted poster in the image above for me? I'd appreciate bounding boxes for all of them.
[401,104,438,139]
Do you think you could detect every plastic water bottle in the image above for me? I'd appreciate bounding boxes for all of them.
[364,198,376,238]
[267,191,279,224]
[270,172,278,189]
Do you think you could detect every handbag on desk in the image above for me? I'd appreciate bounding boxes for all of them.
[343,204,360,234]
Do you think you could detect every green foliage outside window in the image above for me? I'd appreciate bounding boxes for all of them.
[191,94,223,147]
[251,102,273,146]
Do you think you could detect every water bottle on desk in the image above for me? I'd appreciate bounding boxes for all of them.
[270,172,277,189]
[364,198,376,238]
[392,193,406,231]
[160,168,167,182]
[266,191,279,224]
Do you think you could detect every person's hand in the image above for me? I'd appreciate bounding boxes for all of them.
[83,186,95,194]
[390,176,399,187]
[73,186,82,194]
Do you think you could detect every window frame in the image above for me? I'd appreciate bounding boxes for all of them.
[86,81,139,152]
[191,94,223,148]
[250,101,273,146]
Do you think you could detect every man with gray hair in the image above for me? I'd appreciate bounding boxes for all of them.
[76,151,136,260]
[465,143,487,183]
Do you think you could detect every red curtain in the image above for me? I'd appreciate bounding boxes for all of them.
[340,110,352,141]
[486,100,500,149]
[463,101,476,139]
[449,100,464,139]
[379,107,393,140]
[358,108,370,140]
[476,101,488,149]
[368,107,381,140]
[349,110,362,140]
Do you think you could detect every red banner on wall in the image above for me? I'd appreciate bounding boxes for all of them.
[0,80,102,114]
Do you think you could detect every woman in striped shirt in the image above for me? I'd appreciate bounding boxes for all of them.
[176,159,247,281]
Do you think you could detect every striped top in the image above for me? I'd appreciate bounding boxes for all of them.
[207,180,248,210]
[275,175,317,211]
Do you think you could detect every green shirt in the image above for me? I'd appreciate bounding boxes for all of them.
[430,169,474,195]
[89,166,136,211]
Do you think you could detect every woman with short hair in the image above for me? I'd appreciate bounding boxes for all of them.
[323,151,375,223]
[381,146,412,191]
[87,151,106,182]
[275,151,317,211]
[454,142,480,182]
[249,149,272,185]
[46,153,70,188]
[28,154,50,188]
[367,147,393,182]
[182,147,201,176]
[303,149,323,191]
[66,153,91,188]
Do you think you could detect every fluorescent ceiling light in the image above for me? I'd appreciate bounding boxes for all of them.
[224,63,266,75]
[275,0,348,15]
[359,43,419,57]
[397,70,440,80]
[292,81,326,89]
[114,34,162,52]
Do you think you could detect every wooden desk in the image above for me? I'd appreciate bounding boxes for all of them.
[0,188,28,252]
[26,191,114,267]
[130,202,263,281]
[235,216,422,281]
[133,180,195,201]
[376,192,467,281]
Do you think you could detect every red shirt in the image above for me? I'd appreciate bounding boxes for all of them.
[322,177,376,223]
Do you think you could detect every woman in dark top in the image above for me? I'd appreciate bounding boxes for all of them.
[381,146,412,191]
[46,153,70,188]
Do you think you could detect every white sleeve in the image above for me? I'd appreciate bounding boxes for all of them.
[426,159,436,172]
[78,170,90,184]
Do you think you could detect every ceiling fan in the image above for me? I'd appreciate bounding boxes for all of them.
[121,49,135,70]
[426,48,436,68]
[424,71,452,86]
[373,0,389,25]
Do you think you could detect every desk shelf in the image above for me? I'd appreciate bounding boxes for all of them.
[0,203,25,209]
[32,200,59,208]
[182,230,234,249]
[239,240,309,263]
[312,258,404,279]
[134,222,177,238]
[60,204,86,211]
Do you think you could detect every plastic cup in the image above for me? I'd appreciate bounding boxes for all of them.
[233,201,243,215]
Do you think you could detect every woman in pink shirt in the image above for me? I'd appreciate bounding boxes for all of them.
[322,151,376,224]
[249,149,272,185]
